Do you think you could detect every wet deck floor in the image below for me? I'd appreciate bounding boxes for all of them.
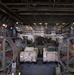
[21,62,57,75]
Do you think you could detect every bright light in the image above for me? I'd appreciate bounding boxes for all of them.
[59,36,63,39]
[51,33,56,35]
[10,27,13,29]
[62,23,65,25]
[20,56,23,58]
[39,23,42,25]
[45,23,48,25]
[12,73,14,75]
[25,57,28,58]
[16,22,18,24]
[19,72,21,75]
[73,22,74,24]
[41,35,44,37]
[56,23,59,25]
[71,27,74,30]
[33,23,36,25]
[3,24,8,28]
[3,24,5,26]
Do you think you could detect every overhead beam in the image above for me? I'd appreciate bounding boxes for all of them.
[4,3,74,6]
[24,21,68,24]
[19,13,74,15]
[11,7,74,12]
[0,1,29,25]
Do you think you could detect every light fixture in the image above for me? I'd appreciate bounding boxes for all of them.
[71,27,74,30]
[45,23,48,25]
[3,24,8,28]
[39,23,42,25]
[62,23,65,25]
[33,23,36,25]
[16,22,18,24]
[56,23,59,25]
[73,22,74,24]
[10,27,13,29]
[3,24,5,26]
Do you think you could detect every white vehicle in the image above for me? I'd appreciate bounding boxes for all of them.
[20,47,38,62]
[43,46,58,62]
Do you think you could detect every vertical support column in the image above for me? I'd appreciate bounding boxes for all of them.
[2,39,6,70]
[67,40,69,72]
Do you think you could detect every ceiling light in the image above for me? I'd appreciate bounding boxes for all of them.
[3,24,5,26]
[62,23,65,25]
[71,27,74,30]
[45,23,48,25]
[16,22,18,24]
[56,23,59,25]
[3,24,8,28]
[73,22,74,24]
[10,27,13,29]
[39,23,42,25]
[33,23,36,25]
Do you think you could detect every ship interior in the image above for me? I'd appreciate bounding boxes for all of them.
[0,0,74,75]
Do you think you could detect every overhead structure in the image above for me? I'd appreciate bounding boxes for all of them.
[0,11,15,25]
[0,0,29,25]
[1,0,74,28]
